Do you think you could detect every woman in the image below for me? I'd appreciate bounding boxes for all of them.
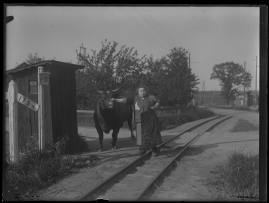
[112,85,162,156]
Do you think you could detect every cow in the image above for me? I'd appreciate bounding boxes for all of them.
[93,87,135,152]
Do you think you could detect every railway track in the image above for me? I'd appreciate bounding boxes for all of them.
[78,115,232,201]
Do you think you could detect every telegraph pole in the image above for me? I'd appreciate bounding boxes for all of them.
[188,53,199,69]
[203,80,206,105]
[255,56,258,106]
[189,53,191,69]
[243,62,246,108]
[199,80,205,106]
[211,89,215,104]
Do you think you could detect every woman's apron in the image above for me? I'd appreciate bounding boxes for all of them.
[133,96,162,146]
[134,100,142,145]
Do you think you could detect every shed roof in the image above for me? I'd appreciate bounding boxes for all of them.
[6,60,84,75]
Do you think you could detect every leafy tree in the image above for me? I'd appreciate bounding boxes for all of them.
[76,40,148,109]
[25,52,45,65]
[76,40,200,109]
[148,48,199,107]
[210,62,252,105]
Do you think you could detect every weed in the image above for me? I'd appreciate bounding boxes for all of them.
[210,149,259,201]
[230,119,259,133]
[4,134,98,201]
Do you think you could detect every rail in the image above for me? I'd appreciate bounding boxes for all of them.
[78,115,226,201]
[136,115,232,200]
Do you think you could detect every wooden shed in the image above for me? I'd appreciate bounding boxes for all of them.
[6,60,84,146]
[234,91,253,108]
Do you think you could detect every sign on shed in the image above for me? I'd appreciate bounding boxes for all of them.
[17,93,39,111]
[38,72,50,85]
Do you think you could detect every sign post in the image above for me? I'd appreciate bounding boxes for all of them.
[8,80,19,163]
[38,67,50,152]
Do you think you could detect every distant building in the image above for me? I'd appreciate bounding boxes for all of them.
[234,91,254,108]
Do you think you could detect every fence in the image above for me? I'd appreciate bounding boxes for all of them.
[193,93,227,106]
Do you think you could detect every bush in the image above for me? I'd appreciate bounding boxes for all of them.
[4,134,97,201]
[158,106,215,131]
[230,119,259,133]
[210,149,259,201]
[66,134,89,154]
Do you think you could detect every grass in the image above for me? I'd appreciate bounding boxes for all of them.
[158,106,215,130]
[4,107,215,200]
[210,149,259,201]
[4,134,99,201]
[230,119,259,133]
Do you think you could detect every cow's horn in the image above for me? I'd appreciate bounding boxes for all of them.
[111,87,121,93]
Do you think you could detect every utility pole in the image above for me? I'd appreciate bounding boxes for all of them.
[199,80,205,106]
[189,53,191,69]
[188,53,199,69]
[255,56,258,107]
[211,89,215,104]
[243,62,246,108]
[203,80,206,105]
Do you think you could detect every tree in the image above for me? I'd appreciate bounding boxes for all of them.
[148,48,200,107]
[210,62,252,105]
[25,52,45,65]
[76,40,148,109]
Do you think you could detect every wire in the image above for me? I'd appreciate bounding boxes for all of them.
[118,7,170,52]
[205,10,238,60]
[102,7,165,55]
[214,12,245,61]
[133,7,174,50]
[141,7,178,48]
[132,7,172,51]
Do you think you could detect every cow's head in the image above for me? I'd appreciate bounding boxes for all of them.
[95,87,121,109]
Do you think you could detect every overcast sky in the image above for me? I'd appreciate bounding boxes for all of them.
[6,6,259,91]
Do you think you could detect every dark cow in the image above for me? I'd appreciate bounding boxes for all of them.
[94,87,135,152]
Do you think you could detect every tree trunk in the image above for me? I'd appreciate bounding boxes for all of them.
[227,97,230,105]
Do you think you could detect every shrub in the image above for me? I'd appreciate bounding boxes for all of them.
[4,134,97,201]
[230,119,259,133]
[210,149,259,201]
[65,134,89,154]
[158,106,215,131]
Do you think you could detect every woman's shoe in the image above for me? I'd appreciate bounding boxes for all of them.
[152,147,159,157]
[138,150,146,156]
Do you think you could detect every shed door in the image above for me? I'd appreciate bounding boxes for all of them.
[59,78,71,138]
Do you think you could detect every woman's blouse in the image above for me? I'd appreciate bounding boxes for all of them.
[127,95,160,123]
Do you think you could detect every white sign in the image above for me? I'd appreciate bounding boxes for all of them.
[38,73,50,85]
[17,93,39,111]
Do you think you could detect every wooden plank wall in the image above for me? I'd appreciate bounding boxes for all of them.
[70,69,79,137]
[49,64,78,142]
[49,66,62,142]
[13,69,39,151]
[12,67,53,151]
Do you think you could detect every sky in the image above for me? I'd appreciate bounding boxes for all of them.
[6,6,259,91]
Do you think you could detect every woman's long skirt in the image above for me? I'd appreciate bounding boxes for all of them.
[140,110,162,151]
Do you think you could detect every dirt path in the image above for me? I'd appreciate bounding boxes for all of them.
[37,108,259,201]
[151,108,259,201]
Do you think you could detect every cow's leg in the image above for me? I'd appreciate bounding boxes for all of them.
[95,123,104,152]
[127,116,136,140]
[111,128,119,150]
